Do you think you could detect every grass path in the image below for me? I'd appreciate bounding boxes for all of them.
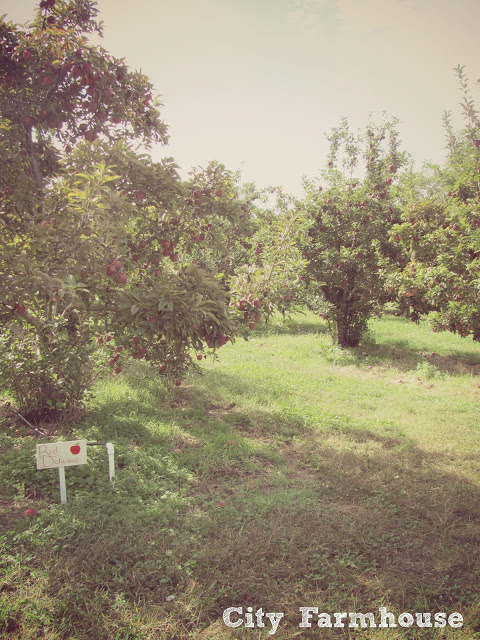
[1,312,480,639]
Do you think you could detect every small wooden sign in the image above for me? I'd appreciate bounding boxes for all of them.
[36,440,87,470]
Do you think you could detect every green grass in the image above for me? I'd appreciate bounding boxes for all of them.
[2,312,480,639]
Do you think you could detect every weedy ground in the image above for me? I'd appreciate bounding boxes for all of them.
[1,311,480,639]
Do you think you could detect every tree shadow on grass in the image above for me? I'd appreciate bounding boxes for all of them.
[167,371,480,637]
[185,432,480,637]
[254,313,480,376]
[363,341,480,377]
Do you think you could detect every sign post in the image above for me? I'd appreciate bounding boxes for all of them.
[36,440,115,503]
[106,442,115,484]
[59,466,67,504]
[36,440,88,504]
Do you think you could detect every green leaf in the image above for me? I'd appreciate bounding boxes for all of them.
[204,312,219,324]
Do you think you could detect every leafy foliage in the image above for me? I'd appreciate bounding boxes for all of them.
[386,66,480,341]
[0,1,248,421]
[228,187,310,332]
[299,117,408,347]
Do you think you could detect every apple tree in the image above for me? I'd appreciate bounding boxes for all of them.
[299,117,408,347]
[384,67,480,341]
[0,0,247,422]
[228,186,311,332]
[183,168,261,283]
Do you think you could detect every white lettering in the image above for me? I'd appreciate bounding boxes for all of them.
[398,613,414,627]
[255,607,265,628]
[223,607,242,628]
[434,612,446,627]
[334,612,347,627]
[448,613,463,628]
[415,612,432,627]
[265,612,284,635]
[379,607,397,628]
[245,606,254,628]
[299,607,317,628]
[317,613,332,628]
[349,612,376,628]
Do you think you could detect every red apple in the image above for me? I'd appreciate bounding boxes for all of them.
[215,188,223,197]
[117,272,127,284]
[174,379,182,386]
[196,353,203,360]
[237,299,248,311]
[24,508,38,519]
[70,445,81,455]
[170,253,179,262]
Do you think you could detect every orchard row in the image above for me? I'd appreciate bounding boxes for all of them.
[1,3,479,421]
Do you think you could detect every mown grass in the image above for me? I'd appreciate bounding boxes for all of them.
[1,311,480,639]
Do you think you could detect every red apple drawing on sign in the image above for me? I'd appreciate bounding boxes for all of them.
[70,445,81,455]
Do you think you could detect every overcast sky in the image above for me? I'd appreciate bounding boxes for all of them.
[4,0,480,194]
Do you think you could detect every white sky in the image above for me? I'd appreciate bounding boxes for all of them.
[4,0,480,194]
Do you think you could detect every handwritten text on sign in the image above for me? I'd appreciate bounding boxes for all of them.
[36,440,87,469]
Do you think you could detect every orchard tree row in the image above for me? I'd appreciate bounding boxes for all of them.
[1,1,479,423]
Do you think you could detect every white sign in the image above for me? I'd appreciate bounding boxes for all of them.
[36,440,87,470]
